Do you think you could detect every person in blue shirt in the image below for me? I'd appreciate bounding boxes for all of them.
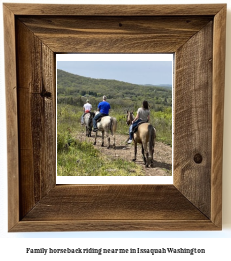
[93,95,111,132]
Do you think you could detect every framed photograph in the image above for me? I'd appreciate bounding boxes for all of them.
[56,53,173,185]
[4,3,226,231]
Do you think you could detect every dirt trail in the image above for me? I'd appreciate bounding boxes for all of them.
[78,128,172,176]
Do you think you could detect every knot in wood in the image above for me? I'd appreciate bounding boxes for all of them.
[194,153,202,164]
[40,90,52,99]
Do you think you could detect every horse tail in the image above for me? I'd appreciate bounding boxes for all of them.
[148,124,155,154]
[110,117,117,135]
[109,117,113,134]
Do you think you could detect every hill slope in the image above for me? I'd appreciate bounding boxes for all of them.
[57,69,172,111]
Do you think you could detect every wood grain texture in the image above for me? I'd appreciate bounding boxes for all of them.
[18,16,213,53]
[174,22,213,218]
[3,3,226,16]
[3,4,20,231]
[16,20,56,219]
[22,185,207,221]
[14,185,219,232]
[211,5,226,228]
[11,220,219,232]
[4,3,226,231]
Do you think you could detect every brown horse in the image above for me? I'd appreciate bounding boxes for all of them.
[126,111,156,167]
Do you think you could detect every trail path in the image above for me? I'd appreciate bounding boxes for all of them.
[78,128,172,176]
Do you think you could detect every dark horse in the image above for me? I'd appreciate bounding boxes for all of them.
[83,112,95,137]
[126,111,156,167]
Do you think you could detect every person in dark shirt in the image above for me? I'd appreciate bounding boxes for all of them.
[93,95,110,132]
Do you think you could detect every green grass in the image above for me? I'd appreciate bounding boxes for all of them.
[57,104,172,145]
[57,104,172,176]
[151,108,172,146]
[57,136,143,176]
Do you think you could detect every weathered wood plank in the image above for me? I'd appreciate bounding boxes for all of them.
[22,185,208,222]
[16,20,41,217]
[12,220,219,232]
[3,4,19,231]
[41,97,56,197]
[18,16,213,53]
[4,3,226,16]
[11,219,220,232]
[40,44,56,198]
[211,5,226,228]
[16,19,56,217]
[174,22,213,218]
[19,149,35,218]
[38,35,187,53]
[19,16,213,34]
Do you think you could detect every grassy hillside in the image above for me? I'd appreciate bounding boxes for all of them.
[57,69,172,112]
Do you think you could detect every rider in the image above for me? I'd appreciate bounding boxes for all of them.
[93,95,110,132]
[81,99,92,125]
[127,100,150,144]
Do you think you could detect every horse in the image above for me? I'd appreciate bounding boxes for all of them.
[83,112,95,137]
[93,111,117,149]
[126,111,156,167]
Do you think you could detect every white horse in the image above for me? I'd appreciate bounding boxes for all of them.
[83,112,95,137]
[93,112,117,149]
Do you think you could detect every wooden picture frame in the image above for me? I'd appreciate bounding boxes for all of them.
[4,3,226,231]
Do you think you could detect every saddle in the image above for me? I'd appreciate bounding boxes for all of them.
[89,112,95,118]
[132,120,147,133]
[96,115,107,122]
[84,112,95,118]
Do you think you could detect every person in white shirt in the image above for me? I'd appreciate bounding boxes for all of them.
[81,99,92,124]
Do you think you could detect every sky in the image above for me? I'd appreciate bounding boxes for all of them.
[56,54,173,86]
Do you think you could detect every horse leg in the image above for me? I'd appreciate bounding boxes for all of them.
[106,131,110,149]
[111,119,116,149]
[143,142,149,167]
[141,144,146,165]
[93,131,97,145]
[101,131,104,147]
[132,141,137,161]
[149,140,154,167]
[150,151,154,167]
[150,139,155,167]
[112,133,116,149]
[149,126,156,168]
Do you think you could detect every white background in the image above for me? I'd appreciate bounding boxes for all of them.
[1,0,231,260]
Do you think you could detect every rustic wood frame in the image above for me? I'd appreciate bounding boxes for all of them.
[4,4,226,232]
